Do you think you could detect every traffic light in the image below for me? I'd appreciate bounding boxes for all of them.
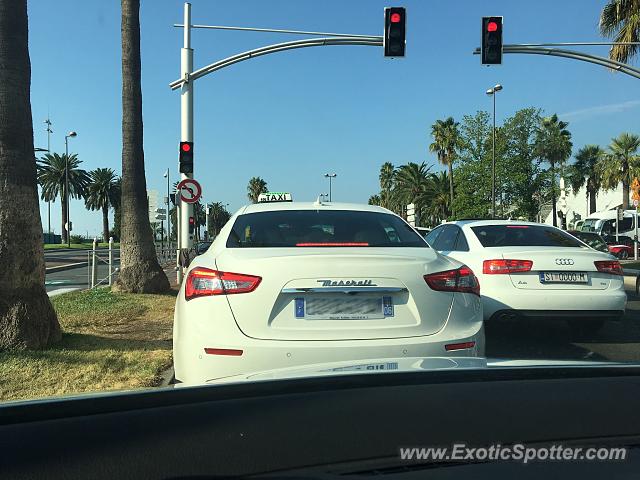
[188,216,195,235]
[481,16,503,65]
[179,141,193,174]
[384,7,406,57]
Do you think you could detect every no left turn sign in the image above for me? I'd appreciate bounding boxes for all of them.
[177,178,202,204]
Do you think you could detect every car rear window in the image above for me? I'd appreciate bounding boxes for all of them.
[226,210,428,248]
[569,231,608,252]
[471,224,583,248]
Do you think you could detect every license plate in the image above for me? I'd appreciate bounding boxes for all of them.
[539,272,588,284]
[295,296,394,320]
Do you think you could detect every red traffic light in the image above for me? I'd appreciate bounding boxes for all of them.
[487,21,498,32]
[390,12,401,23]
[188,216,195,225]
[181,143,191,152]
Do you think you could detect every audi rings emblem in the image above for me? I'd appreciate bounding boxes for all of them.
[555,258,574,265]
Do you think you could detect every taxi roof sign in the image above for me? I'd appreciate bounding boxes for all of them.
[258,192,293,203]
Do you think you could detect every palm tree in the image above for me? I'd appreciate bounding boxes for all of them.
[393,162,433,221]
[368,194,381,206]
[207,202,231,237]
[379,162,395,210]
[597,133,640,210]
[426,171,451,224]
[37,153,89,244]
[600,0,640,64]
[114,0,169,293]
[429,117,461,214]
[535,114,573,226]
[567,145,604,215]
[0,0,61,349]
[85,168,119,242]
[247,176,268,203]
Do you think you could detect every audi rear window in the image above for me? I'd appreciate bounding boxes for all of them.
[471,224,583,248]
[226,210,428,248]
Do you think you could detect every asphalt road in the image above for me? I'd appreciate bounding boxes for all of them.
[486,276,640,362]
[46,251,120,294]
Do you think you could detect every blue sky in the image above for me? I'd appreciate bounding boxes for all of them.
[29,0,639,237]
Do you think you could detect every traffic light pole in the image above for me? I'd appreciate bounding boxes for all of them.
[473,45,640,81]
[178,2,194,282]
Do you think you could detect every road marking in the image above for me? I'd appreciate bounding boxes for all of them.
[47,287,80,297]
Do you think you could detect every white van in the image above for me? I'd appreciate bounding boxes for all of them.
[580,209,638,240]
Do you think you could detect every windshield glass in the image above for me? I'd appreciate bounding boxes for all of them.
[472,225,584,248]
[226,210,428,248]
[2,0,639,407]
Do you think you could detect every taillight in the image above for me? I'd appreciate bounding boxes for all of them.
[483,259,533,274]
[594,260,623,276]
[185,267,261,300]
[424,266,480,296]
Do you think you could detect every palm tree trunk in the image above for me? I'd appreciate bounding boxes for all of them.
[61,184,68,244]
[447,162,454,218]
[551,160,557,227]
[0,0,61,349]
[589,187,597,215]
[113,0,169,293]
[102,204,110,243]
[622,161,630,210]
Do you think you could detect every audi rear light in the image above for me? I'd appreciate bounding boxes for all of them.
[424,266,480,296]
[483,259,533,274]
[594,260,623,276]
[185,267,261,300]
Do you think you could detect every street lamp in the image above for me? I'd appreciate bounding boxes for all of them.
[324,173,337,202]
[44,118,53,236]
[486,84,502,219]
[164,169,170,244]
[64,131,77,247]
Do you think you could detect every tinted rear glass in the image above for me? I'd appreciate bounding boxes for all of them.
[569,231,608,252]
[226,210,428,248]
[471,224,583,248]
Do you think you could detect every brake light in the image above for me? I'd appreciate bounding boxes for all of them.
[185,267,261,300]
[483,259,533,274]
[445,341,476,351]
[594,260,623,276]
[424,266,480,296]
[295,242,369,247]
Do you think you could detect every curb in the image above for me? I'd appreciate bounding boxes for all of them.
[45,261,88,274]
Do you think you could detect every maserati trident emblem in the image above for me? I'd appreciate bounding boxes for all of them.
[555,258,574,266]
[317,279,377,287]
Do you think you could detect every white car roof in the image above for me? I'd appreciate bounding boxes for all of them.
[239,201,395,215]
[443,219,548,229]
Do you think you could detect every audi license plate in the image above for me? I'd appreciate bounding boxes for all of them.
[295,296,394,320]
[539,272,588,284]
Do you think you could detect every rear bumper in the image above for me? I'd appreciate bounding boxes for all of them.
[173,299,484,385]
[482,287,627,320]
[489,309,624,321]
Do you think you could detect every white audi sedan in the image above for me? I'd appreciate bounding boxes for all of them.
[425,220,627,333]
[173,199,484,385]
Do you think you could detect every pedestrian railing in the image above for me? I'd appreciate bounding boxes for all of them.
[87,237,119,289]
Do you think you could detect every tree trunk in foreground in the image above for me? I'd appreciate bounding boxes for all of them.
[0,0,61,350]
[113,0,169,293]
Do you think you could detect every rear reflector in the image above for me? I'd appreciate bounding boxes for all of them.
[594,260,623,276]
[424,266,480,296]
[445,341,476,351]
[204,348,243,356]
[483,259,533,274]
[185,267,261,300]
[295,242,369,247]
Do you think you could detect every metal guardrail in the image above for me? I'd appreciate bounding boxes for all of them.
[87,238,118,289]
